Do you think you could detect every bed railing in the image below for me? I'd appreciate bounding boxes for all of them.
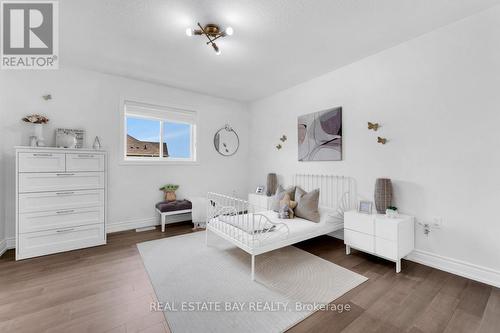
[293,173,355,221]
[206,192,290,248]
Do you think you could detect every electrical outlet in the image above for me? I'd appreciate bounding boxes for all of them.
[432,217,443,228]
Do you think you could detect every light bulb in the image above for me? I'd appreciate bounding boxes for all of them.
[225,26,234,36]
[185,28,193,36]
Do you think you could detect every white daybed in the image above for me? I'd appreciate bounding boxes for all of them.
[206,174,355,280]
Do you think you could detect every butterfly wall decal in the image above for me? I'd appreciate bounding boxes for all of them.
[280,135,287,142]
[377,137,387,144]
[276,144,282,150]
[368,122,379,131]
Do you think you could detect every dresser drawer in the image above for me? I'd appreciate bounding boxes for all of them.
[344,211,374,235]
[17,224,105,260]
[19,189,104,213]
[66,153,104,172]
[18,152,65,172]
[19,172,105,193]
[375,237,398,260]
[375,218,398,241]
[19,206,104,233]
[344,230,374,253]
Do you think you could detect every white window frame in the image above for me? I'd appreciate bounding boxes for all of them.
[121,99,198,165]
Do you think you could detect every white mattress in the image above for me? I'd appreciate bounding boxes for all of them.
[209,210,342,249]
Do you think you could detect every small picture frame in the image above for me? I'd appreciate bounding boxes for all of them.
[255,186,265,194]
[358,201,373,214]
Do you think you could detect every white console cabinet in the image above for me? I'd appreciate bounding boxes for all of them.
[344,210,414,272]
[15,147,107,260]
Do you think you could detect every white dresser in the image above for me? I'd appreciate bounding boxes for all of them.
[344,210,414,272]
[15,147,107,260]
[248,193,273,212]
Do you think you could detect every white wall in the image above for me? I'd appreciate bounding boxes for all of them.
[249,6,500,274]
[0,67,250,238]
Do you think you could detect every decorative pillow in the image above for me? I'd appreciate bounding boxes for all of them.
[294,187,320,222]
[271,185,296,212]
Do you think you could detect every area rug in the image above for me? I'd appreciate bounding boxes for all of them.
[137,232,367,333]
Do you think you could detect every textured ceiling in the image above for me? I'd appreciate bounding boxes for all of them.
[61,0,500,101]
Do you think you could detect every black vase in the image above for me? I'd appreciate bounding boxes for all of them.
[266,173,277,196]
[374,178,392,214]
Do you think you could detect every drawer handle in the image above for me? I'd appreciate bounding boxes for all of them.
[77,154,94,158]
[56,210,75,214]
[56,173,75,176]
[56,191,75,195]
[56,228,75,233]
[33,153,53,157]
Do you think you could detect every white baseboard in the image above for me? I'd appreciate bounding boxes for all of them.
[0,237,16,257]
[107,213,192,233]
[0,239,7,257]
[406,249,500,288]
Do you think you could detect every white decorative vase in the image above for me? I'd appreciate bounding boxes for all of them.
[34,123,45,146]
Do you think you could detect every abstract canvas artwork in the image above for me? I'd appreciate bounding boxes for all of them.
[298,107,342,161]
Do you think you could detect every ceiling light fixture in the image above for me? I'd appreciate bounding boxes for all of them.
[186,23,233,55]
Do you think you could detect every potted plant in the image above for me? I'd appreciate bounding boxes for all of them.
[385,206,398,218]
[159,184,179,202]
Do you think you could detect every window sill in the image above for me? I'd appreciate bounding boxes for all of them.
[119,159,200,166]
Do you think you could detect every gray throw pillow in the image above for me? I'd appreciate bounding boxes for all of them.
[271,185,296,212]
[294,187,320,222]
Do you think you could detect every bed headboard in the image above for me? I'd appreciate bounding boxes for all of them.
[293,174,356,211]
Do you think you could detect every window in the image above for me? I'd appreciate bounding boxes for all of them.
[123,100,197,162]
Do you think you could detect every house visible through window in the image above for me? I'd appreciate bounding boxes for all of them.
[124,101,196,162]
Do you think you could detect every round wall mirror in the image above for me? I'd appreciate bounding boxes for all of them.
[214,125,239,156]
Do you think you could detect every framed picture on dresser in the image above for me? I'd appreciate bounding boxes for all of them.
[358,201,373,214]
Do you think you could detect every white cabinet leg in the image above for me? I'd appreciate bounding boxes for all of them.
[251,255,255,281]
[161,214,166,232]
[396,259,401,273]
[346,245,351,255]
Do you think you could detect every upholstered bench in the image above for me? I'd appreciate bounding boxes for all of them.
[155,200,192,232]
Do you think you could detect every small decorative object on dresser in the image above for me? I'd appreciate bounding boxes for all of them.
[374,178,393,213]
[385,206,398,218]
[15,147,107,260]
[159,184,179,202]
[255,186,264,194]
[344,210,414,273]
[92,136,102,150]
[358,201,373,214]
[56,128,85,148]
[266,173,278,196]
[56,132,77,148]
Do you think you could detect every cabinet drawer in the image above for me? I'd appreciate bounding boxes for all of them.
[19,189,104,213]
[66,153,104,172]
[375,218,398,241]
[375,237,398,260]
[344,211,374,235]
[19,172,105,193]
[17,224,105,260]
[19,206,104,233]
[344,230,374,253]
[18,152,65,172]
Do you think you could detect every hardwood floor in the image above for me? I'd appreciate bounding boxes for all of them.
[0,223,498,333]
